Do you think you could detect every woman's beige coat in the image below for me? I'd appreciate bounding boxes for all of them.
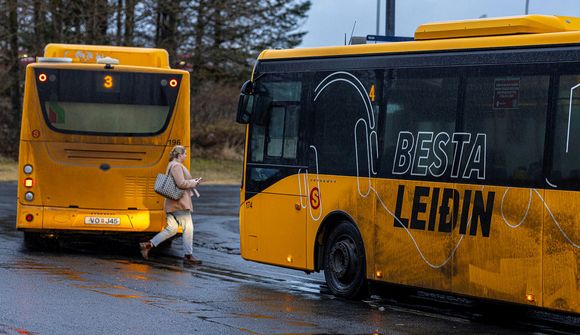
[164,161,199,213]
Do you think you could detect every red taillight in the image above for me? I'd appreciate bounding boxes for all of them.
[38,73,47,82]
[169,79,178,87]
[24,178,34,188]
[25,214,34,222]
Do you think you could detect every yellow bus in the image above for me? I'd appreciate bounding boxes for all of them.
[236,15,580,314]
[17,44,190,247]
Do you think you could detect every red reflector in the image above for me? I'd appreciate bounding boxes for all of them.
[38,73,47,82]
[25,214,34,222]
[24,178,34,188]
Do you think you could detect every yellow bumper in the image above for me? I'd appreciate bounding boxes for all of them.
[17,204,166,233]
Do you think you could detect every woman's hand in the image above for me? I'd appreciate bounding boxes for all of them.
[194,177,203,187]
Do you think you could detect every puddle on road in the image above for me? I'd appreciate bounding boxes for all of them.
[119,256,296,289]
[0,215,22,239]
[0,258,157,303]
[86,289,142,300]
[70,282,143,300]
[235,313,275,320]
[228,284,399,335]
[0,259,88,282]
[0,324,36,335]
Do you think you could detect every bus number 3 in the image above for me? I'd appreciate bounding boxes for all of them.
[103,75,113,89]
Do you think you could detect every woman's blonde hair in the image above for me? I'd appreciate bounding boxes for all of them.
[169,145,186,162]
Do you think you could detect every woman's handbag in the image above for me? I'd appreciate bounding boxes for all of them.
[154,166,184,200]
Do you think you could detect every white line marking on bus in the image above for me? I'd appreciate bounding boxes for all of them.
[501,188,532,229]
[565,83,580,153]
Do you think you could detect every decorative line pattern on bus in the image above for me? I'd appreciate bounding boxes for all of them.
[314,71,379,177]
[298,145,323,221]
[304,71,580,269]
[566,82,580,153]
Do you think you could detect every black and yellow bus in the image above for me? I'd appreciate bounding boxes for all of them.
[236,15,580,314]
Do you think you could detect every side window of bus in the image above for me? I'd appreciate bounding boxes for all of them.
[550,72,580,189]
[380,69,459,181]
[311,70,381,176]
[462,68,549,187]
[249,79,302,164]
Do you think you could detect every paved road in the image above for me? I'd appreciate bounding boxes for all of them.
[0,182,576,334]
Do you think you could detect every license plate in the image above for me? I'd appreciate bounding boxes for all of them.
[84,216,120,225]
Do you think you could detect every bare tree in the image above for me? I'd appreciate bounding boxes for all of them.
[86,0,110,44]
[33,0,47,55]
[185,0,311,84]
[124,0,136,45]
[0,0,312,158]
[7,0,19,117]
[155,0,181,64]
[116,0,122,44]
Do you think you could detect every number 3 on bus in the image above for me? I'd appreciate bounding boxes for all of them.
[17,44,190,247]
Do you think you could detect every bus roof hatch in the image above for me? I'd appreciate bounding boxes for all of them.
[415,15,580,40]
[43,44,170,68]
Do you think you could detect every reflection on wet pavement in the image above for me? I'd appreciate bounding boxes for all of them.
[0,183,577,334]
[0,259,88,282]
[0,323,36,335]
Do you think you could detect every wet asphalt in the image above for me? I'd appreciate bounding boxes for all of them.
[0,182,577,335]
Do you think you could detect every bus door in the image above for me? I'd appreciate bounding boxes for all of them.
[242,74,308,268]
[542,67,580,311]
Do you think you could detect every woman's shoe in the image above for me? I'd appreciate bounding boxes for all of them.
[183,254,202,265]
[139,241,152,260]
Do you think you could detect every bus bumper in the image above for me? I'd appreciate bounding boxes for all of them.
[17,205,166,233]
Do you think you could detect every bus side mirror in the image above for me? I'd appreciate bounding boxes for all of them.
[236,81,254,124]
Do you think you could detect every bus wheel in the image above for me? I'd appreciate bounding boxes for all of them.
[24,232,43,250]
[24,233,60,251]
[323,221,367,299]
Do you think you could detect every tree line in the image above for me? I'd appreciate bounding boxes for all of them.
[0,0,311,158]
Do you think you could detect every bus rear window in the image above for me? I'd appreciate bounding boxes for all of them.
[34,69,182,136]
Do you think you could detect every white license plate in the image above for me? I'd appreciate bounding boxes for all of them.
[84,216,120,225]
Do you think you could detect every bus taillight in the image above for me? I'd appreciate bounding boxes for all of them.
[38,73,47,82]
[24,178,34,188]
[23,164,33,174]
[169,79,178,87]
[25,214,34,222]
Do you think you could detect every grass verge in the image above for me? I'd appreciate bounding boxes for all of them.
[0,157,17,181]
[0,157,242,185]
[190,157,242,185]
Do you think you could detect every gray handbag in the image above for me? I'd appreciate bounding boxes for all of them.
[154,165,184,200]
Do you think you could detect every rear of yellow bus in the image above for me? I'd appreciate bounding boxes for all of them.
[16,44,190,245]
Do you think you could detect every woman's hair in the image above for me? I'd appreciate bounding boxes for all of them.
[169,145,186,162]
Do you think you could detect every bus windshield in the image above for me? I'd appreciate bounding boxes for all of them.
[34,69,182,136]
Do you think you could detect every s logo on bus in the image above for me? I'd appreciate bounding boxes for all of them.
[310,187,320,209]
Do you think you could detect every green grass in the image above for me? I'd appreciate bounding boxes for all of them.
[0,157,17,181]
[190,157,242,185]
[0,157,242,184]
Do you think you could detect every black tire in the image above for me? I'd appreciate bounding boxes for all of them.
[323,221,367,299]
[24,232,60,251]
[24,232,43,250]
